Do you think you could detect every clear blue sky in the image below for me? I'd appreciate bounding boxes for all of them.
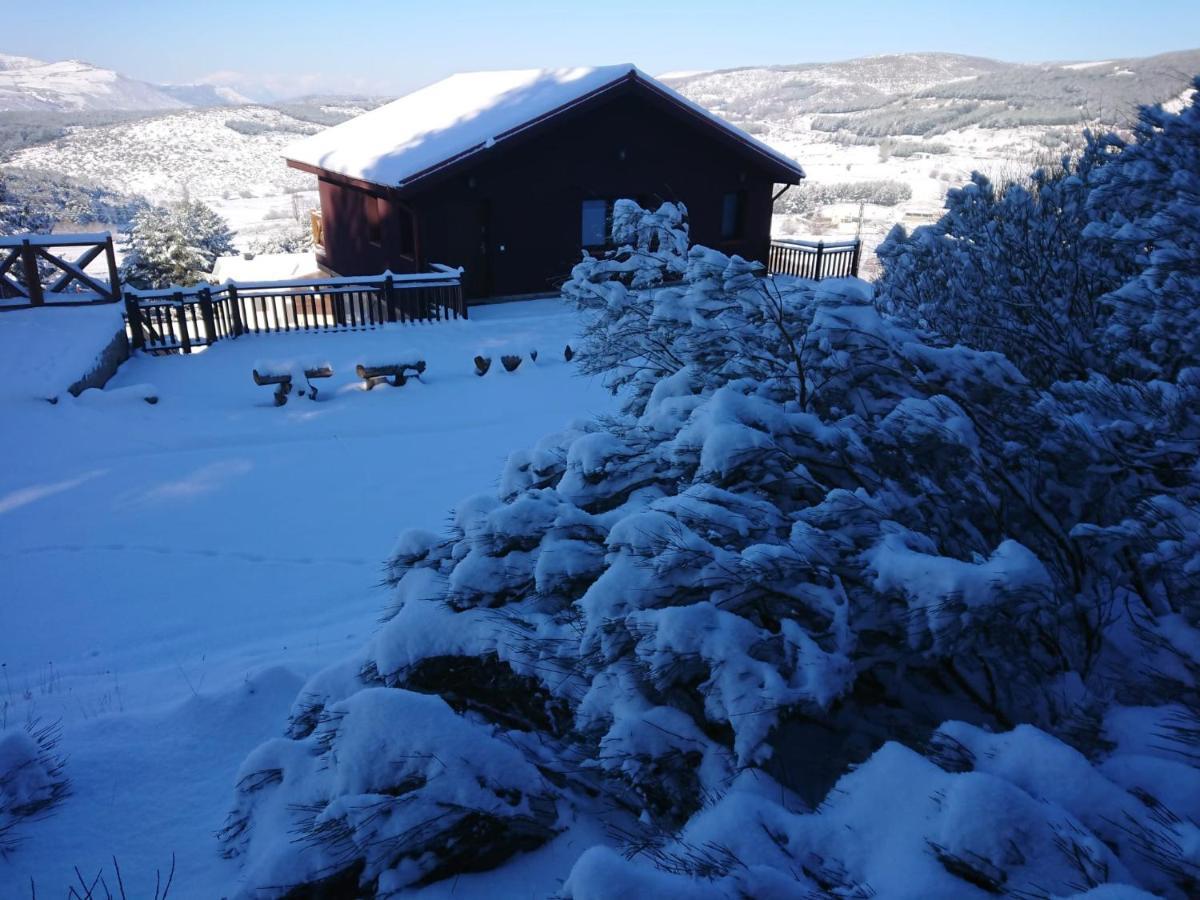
[4,0,1198,97]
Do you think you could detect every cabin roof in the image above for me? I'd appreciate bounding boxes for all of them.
[284,65,804,189]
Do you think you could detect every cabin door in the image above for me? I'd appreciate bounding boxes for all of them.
[464,199,493,298]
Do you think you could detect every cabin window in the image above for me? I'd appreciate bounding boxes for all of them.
[721,191,745,240]
[396,208,415,257]
[581,199,609,248]
[367,195,383,246]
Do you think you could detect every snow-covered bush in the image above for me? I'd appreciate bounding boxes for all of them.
[876,132,1137,385]
[1085,77,1200,380]
[227,145,1199,895]
[120,199,234,289]
[1,721,68,855]
[247,222,313,255]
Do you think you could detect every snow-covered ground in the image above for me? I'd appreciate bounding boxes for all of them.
[0,299,617,896]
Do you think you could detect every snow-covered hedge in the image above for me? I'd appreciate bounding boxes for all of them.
[224,88,1200,898]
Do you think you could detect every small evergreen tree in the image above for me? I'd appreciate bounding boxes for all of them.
[120,200,234,289]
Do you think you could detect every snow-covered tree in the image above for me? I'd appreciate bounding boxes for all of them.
[224,178,1200,897]
[876,133,1137,385]
[1085,77,1200,379]
[120,200,234,289]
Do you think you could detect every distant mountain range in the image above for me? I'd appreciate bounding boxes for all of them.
[3,48,1195,122]
[0,53,255,112]
[663,49,1200,137]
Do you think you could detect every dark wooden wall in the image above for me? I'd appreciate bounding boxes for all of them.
[316,89,782,299]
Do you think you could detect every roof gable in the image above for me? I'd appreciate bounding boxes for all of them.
[285,65,803,189]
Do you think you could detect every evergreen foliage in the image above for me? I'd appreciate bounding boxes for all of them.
[119,200,234,288]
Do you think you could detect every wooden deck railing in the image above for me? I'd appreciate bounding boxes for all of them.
[0,232,122,309]
[768,238,861,280]
[124,267,466,355]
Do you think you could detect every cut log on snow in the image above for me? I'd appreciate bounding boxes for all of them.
[252,369,294,407]
[302,365,333,400]
[356,360,426,390]
[501,355,522,372]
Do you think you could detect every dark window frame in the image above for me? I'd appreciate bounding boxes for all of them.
[581,198,611,249]
[720,190,746,241]
[366,194,383,247]
[395,206,415,259]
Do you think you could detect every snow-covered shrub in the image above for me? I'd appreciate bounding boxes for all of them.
[120,199,234,289]
[1085,77,1200,379]
[876,133,1137,385]
[228,187,1200,895]
[247,222,313,255]
[1,721,68,855]
[220,688,558,893]
[563,719,1200,898]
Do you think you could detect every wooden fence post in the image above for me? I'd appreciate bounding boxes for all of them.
[174,291,192,354]
[199,287,217,345]
[850,239,862,278]
[125,291,145,350]
[104,234,122,301]
[814,241,825,281]
[21,239,43,306]
[227,284,244,336]
[382,273,395,322]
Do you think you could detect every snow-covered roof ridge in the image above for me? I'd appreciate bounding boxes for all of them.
[284,64,803,188]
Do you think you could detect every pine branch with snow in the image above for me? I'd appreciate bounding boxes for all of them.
[119,199,234,289]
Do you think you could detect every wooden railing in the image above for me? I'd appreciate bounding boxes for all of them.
[124,268,466,355]
[0,232,122,309]
[768,238,861,280]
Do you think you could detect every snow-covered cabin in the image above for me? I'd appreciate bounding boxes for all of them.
[285,65,804,300]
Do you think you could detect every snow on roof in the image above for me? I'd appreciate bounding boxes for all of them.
[285,65,803,188]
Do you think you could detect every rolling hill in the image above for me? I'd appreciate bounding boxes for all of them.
[0,53,252,112]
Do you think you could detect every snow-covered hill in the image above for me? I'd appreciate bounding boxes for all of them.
[663,49,1200,274]
[6,98,383,247]
[0,53,253,112]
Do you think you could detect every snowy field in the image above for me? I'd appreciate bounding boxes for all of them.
[0,299,618,896]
